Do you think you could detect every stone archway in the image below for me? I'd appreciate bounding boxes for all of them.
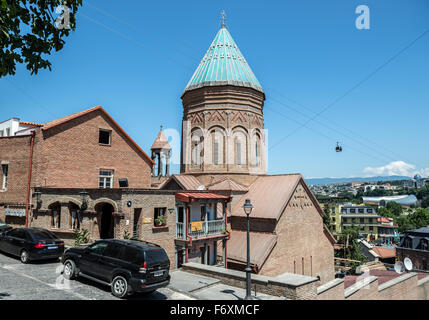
[95,202,114,239]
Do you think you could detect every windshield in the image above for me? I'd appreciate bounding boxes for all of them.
[145,248,169,265]
[30,229,58,240]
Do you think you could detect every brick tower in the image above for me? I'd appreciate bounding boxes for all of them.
[180,19,266,181]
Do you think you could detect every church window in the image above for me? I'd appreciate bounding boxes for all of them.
[192,141,198,165]
[214,139,219,165]
[237,140,242,165]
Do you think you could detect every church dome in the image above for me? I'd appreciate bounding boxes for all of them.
[183,25,263,95]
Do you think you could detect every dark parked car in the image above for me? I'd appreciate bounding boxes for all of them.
[0,218,12,235]
[0,227,64,263]
[61,239,170,298]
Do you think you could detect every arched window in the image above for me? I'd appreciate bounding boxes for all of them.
[210,128,225,166]
[214,138,219,165]
[236,138,242,165]
[254,132,261,167]
[191,128,204,166]
[49,203,61,229]
[233,127,247,166]
[69,203,80,230]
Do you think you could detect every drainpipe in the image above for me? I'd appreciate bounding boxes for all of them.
[224,201,228,268]
[185,205,193,263]
[25,131,36,227]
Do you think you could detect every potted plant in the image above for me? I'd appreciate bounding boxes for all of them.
[154,216,167,227]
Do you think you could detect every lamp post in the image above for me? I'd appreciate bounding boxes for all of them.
[33,190,42,209]
[79,190,89,211]
[242,198,254,300]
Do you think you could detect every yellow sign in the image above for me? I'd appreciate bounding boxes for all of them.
[143,217,153,224]
[191,221,203,231]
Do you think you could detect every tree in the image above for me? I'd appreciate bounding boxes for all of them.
[1,0,82,77]
[397,208,429,233]
[408,208,429,229]
[323,204,333,232]
[337,225,367,273]
[421,196,429,209]
[385,201,403,217]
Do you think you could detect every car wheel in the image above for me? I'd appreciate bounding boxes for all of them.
[63,259,77,280]
[111,275,129,298]
[20,250,30,264]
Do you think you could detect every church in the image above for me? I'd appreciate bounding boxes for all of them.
[0,17,335,285]
[156,19,336,283]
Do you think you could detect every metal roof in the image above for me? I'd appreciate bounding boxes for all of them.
[175,192,231,203]
[227,230,277,269]
[183,25,263,94]
[231,174,303,220]
[162,174,204,190]
[207,178,248,192]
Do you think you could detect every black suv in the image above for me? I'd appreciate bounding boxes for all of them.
[61,239,170,298]
[0,218,12,235]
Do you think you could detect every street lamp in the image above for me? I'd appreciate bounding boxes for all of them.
[33,190,42,209]
[79,190,89,211]
[242,198,254,300]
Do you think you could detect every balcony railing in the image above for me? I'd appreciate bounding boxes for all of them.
[176,219,226,239]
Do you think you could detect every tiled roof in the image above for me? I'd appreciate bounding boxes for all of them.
[227,230,277,269]
[372,247,395,259]
[207,178,248,192]
[184,25,263,95]
[19,121,43,127]
[42,106,101,130]
[151,129,171,150]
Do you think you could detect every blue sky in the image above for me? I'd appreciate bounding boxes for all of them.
[1,0,429,178]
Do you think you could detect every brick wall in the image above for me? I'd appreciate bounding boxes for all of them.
[0,135,33,205]
[258,183,335,284]
[33,109,152,189]
[31,188,178,266]
[378,273,420,300]
[317,278,344,300]
[397,247,429,271]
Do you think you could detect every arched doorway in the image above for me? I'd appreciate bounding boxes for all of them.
[97,203,114,239]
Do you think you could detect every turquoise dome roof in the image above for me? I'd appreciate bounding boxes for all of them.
[184,26,263,94]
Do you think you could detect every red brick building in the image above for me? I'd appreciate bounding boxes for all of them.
[0,106,154,229]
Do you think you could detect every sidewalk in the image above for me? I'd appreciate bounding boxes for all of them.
[168,270,285,300]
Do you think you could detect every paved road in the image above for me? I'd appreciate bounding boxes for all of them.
[0,252,192,300]
[0,251,284,300]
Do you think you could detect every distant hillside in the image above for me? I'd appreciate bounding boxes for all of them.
[305,176,411,186]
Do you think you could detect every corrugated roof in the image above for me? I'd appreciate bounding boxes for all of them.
[171,174,204,190]
[207,178,248,192]
[183,25,263,95]
[227,230,277,269]
[231,174,303,220]
[176,192,231,203]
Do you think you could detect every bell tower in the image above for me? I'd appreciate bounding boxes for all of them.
[180,16,266,177]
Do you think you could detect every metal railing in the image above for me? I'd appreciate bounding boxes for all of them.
[176,222,185,239]
[176,219,225,239]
